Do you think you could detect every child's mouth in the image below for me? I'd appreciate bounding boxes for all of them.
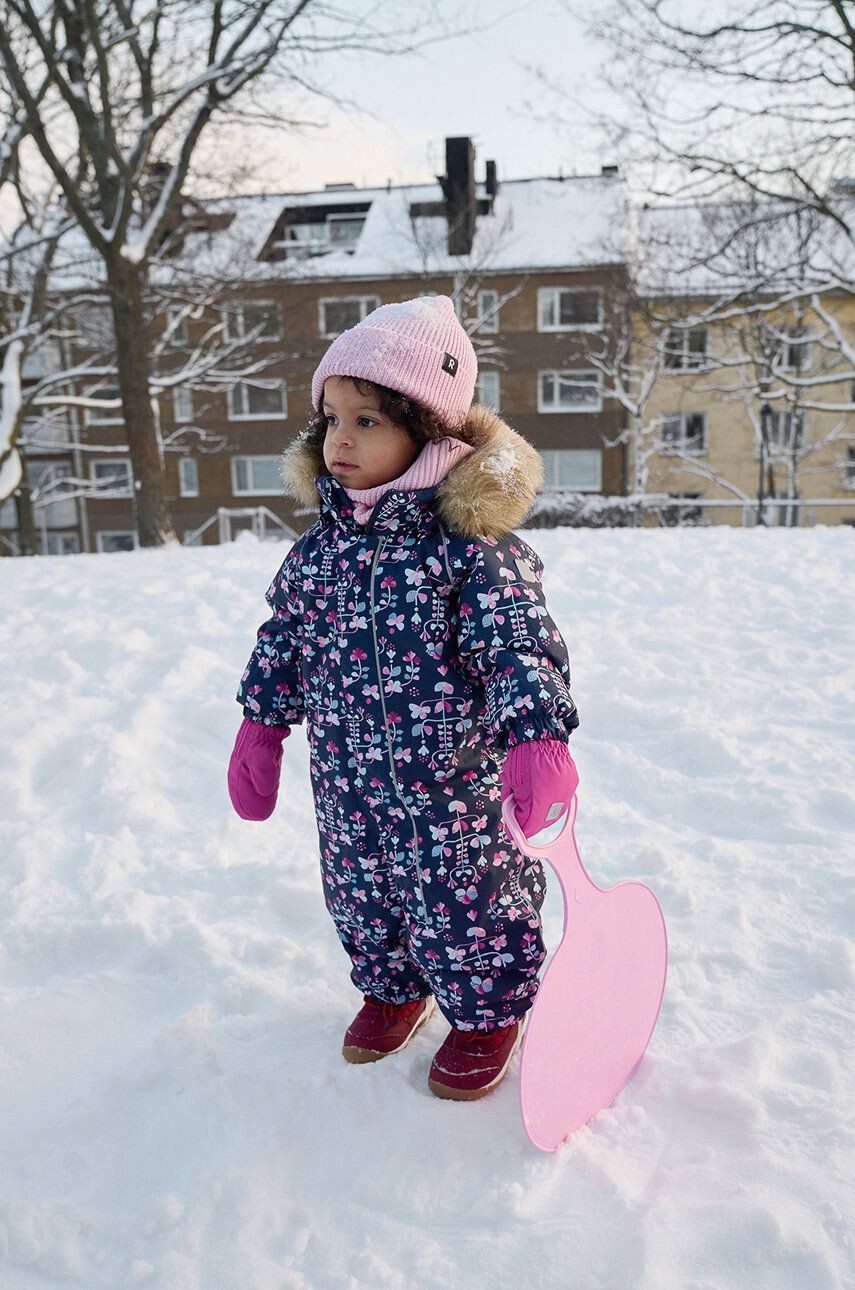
[333,460,358,473]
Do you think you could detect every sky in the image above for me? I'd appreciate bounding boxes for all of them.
[0,0,615,234]
[7,0,835,231]
[192,1,611,199]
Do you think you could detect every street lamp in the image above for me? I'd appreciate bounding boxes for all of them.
[758,401,772,526]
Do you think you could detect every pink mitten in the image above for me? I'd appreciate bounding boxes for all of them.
[501,738,579,840]
[228,718,290,821]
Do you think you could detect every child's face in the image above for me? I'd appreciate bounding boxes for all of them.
[322,375,421,489]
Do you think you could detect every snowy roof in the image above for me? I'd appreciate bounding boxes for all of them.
[30,174,854,303]
[37,173,627,293]
[171,174,627,284]
[90,171,621,290]
[634,195,855,298]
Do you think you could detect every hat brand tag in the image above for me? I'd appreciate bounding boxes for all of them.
[441,351,458,377]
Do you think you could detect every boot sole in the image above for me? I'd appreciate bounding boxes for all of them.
[427,1014,528,1101]
[342,997,435,1064]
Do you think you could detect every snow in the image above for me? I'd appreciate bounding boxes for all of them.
[38,173,626,291]
[187,175,626,281]
[478,444,526,494]
[0,527,852,1289]
[635,196,855,297]
[0,447,22,503]
[1,335,24,491]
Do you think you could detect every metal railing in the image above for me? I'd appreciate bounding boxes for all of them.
[182,505,298,547]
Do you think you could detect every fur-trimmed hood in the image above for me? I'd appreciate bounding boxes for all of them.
[278,404,544,539]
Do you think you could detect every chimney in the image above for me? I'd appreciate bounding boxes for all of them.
[440,136,476,256]
[141,160,174,219]
[141,160,186,253]
[485,159,499,198]
[601,164,619,178]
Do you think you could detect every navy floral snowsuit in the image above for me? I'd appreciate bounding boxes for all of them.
[237,472,579,1031]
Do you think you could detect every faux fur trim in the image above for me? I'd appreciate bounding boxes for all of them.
[279,404,543,538]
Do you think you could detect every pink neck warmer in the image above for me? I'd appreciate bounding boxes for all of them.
[343,436,475,524]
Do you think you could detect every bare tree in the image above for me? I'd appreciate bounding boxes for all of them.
[1,199,305,553]
[559,1,855,233]
[645,198,855,521]
[524,3,855,337]
[519,1,855,527]
[0,122,83,552]
[0,0,483,546]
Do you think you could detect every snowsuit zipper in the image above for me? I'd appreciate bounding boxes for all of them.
[368,537,430,924]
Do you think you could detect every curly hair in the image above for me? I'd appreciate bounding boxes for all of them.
[303,375,486,459]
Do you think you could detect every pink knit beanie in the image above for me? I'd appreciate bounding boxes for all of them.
[311,295,478,430]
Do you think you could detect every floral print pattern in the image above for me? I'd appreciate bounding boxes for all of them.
[237,473,579,1030]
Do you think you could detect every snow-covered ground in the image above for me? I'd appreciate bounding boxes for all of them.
[0,526,852,1290]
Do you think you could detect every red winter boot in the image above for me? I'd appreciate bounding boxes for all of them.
[428,1017,527,1100]
[342,993,435,1064]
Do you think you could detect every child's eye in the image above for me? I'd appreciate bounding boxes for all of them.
[323,414,377,428]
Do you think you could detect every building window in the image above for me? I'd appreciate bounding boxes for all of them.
[21,411,71,450]
[76,305,114,348]
[540,448,602,491]
[326,212,366,247]
[265,206,370,262]
[227,380,287,420]
[39,532,81,556]
[319,295,379,338]
[90,459,134,496]
[538,369,602,412]
[660,412,707,454]
[767,410,805,450]
[29,461,76,527]
[84,385,124,425]
[537,287,602,331]
[845,445,855,488]
[476,289,500,333]
[178,457,199,497]
[166,306,189,345]
[223,300,281,342]
[663,328,708,370]
[475,370,500,411]
[778,326,811,372]
[97,531,137,553]
[232,455,282,496]
[22,339,62,379]
[173,385,193,422]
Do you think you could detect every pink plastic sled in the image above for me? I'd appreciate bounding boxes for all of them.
[501,790,668,1151]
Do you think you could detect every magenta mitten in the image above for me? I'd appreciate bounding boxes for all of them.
[228,718,290,821]
[501,738,579,839]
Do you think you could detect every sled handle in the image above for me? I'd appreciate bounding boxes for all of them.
[501,791,605,922]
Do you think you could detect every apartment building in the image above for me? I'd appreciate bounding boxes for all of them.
[631,198,855,527]
[1,137,628,553]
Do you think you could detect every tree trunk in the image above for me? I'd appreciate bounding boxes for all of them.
[105,255,175,547]
[15,482,38,555]
[633,413,643,527]
[766,461,777,525]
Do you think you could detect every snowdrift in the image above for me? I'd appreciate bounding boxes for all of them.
[0,526,851,1289]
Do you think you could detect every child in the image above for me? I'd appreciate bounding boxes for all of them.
[228,296,580,1101]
